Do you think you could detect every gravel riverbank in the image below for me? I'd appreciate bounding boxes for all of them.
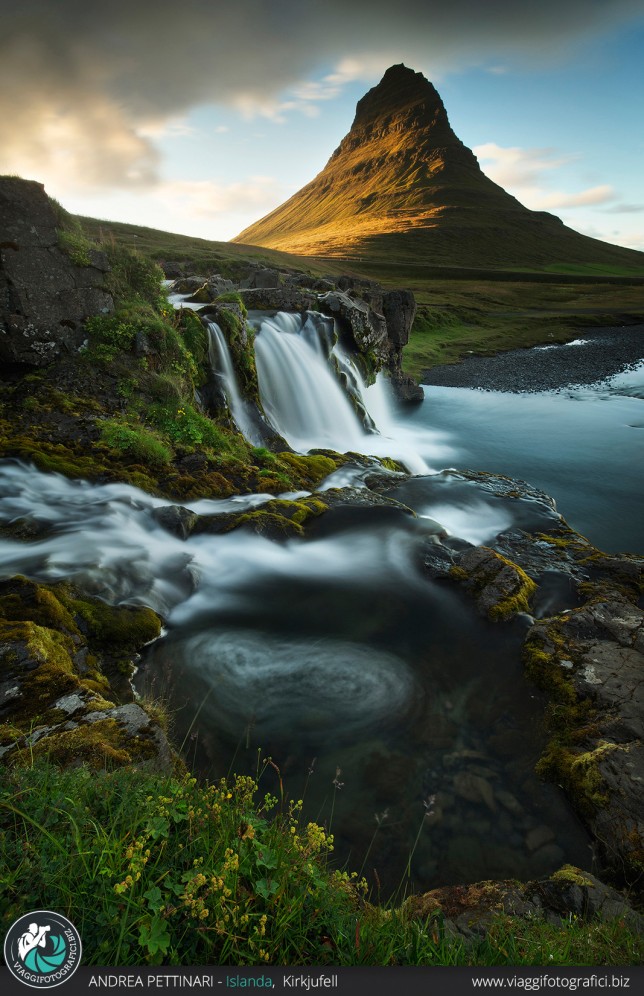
[421,324,644,393]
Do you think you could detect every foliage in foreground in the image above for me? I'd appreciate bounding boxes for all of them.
[1,763,641,967]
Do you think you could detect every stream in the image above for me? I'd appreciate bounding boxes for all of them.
[4,311,641,894]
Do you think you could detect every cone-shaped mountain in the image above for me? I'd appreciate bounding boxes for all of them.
[233,64,643,270]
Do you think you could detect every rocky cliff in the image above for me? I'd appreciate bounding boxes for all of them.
[0,177,113,368]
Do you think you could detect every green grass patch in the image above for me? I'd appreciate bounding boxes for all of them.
[0,762,641,966]
[100,419,173,467]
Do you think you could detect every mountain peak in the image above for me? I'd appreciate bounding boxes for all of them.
[232,67,643,271]
[339,64,458,153]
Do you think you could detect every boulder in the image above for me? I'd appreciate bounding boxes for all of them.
[0,178,113,367]
[239,267,288,290]
[389,372,424,404]
[172,276,207,294]
[160,262,185,279]
[236,287,316,312]
[382,289,417,347]
[318,290,388,360]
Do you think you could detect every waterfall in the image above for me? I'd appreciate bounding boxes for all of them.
[253,311,431,473]
[253,313,367,452]
[206,321,258,443]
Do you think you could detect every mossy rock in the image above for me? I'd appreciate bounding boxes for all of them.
[195,496,329,540]
[448,546,537,622]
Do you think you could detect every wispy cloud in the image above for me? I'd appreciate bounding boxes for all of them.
[474,143,617,211]
[474,143,575,188]
[154,177,285,218]
[603,202,644,214]
[533,185,615,209]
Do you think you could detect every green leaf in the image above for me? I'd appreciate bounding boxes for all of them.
[139,916,171,956]
[146,816,170,840]
[254,845,278,869]
[143,885,164,913]
[255,877,279,900]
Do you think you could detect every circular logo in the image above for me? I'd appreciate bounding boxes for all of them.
[4,911,82,988]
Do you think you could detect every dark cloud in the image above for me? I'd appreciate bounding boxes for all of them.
[1,0,642,188]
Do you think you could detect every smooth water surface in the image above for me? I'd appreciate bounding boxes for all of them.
[410,365,644,553]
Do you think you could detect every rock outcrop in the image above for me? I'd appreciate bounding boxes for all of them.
[0,576,176,773]
[0,177,113,367]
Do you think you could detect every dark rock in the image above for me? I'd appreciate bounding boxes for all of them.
[318,290,388,360]
[383,289,417,347]
[408,867,643,939]
[172,276,207,294]
[151,505,199,540]
[237,287,316,312]
[0,177,113,367]
[389,372,424,403]
[207,274,235,296]
[160,262,184,279]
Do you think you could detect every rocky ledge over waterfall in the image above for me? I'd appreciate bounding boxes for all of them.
[175,265,423,403]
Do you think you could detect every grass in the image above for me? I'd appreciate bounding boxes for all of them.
[0,761,641,967]
[74,214,644,382]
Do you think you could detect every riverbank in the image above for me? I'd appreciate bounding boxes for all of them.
[421,325,644,392]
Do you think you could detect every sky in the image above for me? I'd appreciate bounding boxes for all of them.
[1,0,643,251]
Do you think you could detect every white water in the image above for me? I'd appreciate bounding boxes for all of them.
[205,320,260,443]
[253,311,436,473]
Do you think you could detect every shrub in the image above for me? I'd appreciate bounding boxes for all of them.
[100,419,173,466]
[101,243,165,308]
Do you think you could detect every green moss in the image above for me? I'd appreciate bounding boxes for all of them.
[277,451,340,484]
[215,291,247,316]
[57,593,161,655]
[377,456,406,473]
[536,742,624,818]
[13,718,135,769]
[0,577,78,634]
[449,549,536,622]
[488,560,537,622]
[550,865,595,888]
[227,497,328,538]
[0,619,80,722]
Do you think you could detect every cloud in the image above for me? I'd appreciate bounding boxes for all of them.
[534,185,615,209]
[154,177,285,218]
[474,143,617,211]
[474,143,576,188]
[0,0,642,189]
[603,202,644,214]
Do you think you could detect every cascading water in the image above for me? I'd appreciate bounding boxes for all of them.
[253,312,367,452]
[0,300,601,892]
[252,311,431,473]
[205,320,260,444]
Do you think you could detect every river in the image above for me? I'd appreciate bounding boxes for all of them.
[4,316,642,894]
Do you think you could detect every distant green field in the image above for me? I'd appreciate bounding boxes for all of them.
[78,215,644,379]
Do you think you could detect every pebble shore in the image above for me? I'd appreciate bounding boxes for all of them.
[421,324,644,393]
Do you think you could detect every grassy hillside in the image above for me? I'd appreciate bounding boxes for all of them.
[78,214,644,381]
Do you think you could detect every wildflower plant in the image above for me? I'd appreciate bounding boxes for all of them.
[1,763,640,967]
